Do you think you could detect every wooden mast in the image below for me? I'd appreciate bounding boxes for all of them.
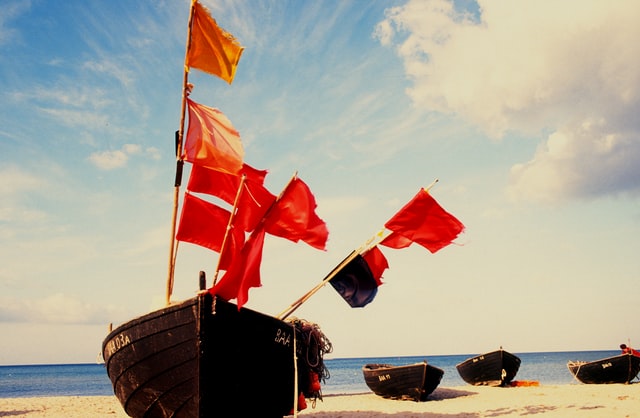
[166,0,197,306]
[211,174,247,288]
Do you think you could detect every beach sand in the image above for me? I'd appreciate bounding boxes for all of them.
[1,384,638,417]
[0,395,128,417]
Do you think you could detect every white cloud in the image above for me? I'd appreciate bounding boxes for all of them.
[11,85,112,109]
[122,143,141,155]
[0,165,43,195]
[88,143,158,170]
[0,293,126,325]
[40,107,110,129]
[146,146,161,160]
[0,166,51,225]
[377,0,640,202]
[88,149,129,170]
[508,120,640,202]
[83,59,134,88]
[0,1,29,46]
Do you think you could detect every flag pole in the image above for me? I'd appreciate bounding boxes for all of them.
[210,174,247,288]
[254,170,298,230]
[276,178,440,319]
[426,178,439,191]
[165,0,197,305]
[209,171,298,297]
[276,251,357,320]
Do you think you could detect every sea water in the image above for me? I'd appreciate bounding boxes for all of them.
[0,363,113,398]
[0,350,624,398]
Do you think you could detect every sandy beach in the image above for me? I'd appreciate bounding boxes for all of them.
[1,384,638,417]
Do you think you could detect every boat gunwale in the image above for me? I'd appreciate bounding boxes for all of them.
[362,361,428,373]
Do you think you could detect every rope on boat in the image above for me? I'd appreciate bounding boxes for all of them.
[568,361,583,383]
[287,317,333,407]
[292,321,298,418]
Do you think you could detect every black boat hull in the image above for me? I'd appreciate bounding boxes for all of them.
[362,362,444,401]
[102,293,311,417]
[456,349,521,386]
[567,353,640,384]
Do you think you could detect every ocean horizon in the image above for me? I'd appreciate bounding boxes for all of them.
[0,350,628,398]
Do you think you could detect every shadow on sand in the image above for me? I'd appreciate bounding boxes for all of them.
[428,387,478,401]
[286,388,482,417]
[0,410,39,417]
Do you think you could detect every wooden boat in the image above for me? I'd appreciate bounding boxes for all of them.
[456,349,521,386]
[362,361,444,401]
[567,353,640,384]
[101,2,331,417]
[103,290,327,417]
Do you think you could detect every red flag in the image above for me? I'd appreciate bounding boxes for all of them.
[183,98,244,174]
[175,192,243,269]
[362,246,389,286]
[186,0,244,84]
[187,164,276,232]
[377,232,412,249]
[188,163,268,202]
[209,226,266,309]
[235,181,276,232]
[264,177,328,250]
[380,188,464,253]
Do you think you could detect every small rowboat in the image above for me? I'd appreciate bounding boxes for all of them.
[362,361,444,401]
[456,348,521,386]
[567,353,640,384]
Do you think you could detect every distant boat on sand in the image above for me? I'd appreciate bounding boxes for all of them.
[456,348,521,386]
[568,352,640,384]
[362,361,444,401]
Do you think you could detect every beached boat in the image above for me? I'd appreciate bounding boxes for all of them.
[103,288,329,417]
[362,361,444,401]
[456,349,521,386]
[102,2,331,417]
[567,353,640,384]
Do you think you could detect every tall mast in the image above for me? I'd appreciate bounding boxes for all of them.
[165,0,197,305]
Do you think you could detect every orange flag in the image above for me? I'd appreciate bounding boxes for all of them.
[183,98,244,174]
[186,0,244,84]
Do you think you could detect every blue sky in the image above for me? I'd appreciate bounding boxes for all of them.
[1,0,639,365]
